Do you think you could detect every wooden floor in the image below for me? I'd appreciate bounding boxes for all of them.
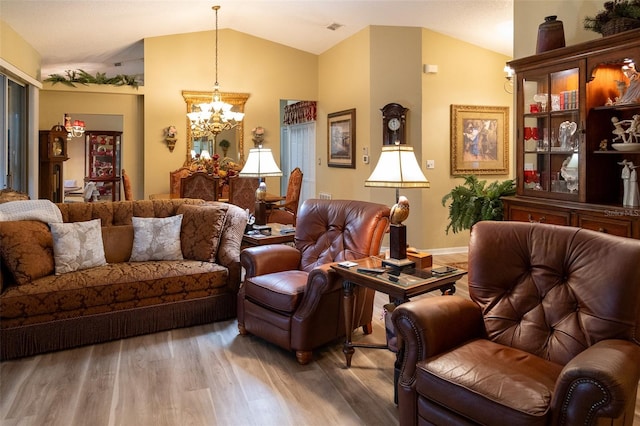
[1,253,638,425]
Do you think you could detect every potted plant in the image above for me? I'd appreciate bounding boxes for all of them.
[584,0,640,36]
[218,139,230,157]
[441,175,516,234]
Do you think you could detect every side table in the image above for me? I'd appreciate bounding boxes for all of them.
[242,222,295,248]
[330,257,467,403]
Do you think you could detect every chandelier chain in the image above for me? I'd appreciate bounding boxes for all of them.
[214,5,219,87]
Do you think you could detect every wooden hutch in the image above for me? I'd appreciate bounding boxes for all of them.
[503,29,640,239]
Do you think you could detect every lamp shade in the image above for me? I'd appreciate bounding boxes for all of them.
[239,148,283,178]
[365,145,430,188]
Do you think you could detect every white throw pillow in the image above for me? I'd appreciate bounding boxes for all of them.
[49,218,107,274]
[130,215,184,261]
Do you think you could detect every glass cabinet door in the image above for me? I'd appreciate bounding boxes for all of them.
[520,66,582,199]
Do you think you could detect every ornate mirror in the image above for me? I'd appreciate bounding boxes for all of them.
[182,90,250,166]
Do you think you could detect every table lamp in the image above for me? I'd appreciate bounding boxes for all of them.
[239,146,283,225]
[365,143,430,269]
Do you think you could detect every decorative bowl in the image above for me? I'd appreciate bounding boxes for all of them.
[612,143,640,152]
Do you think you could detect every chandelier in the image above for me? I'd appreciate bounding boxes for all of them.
[187,5,244,140]
[64,113,85,139]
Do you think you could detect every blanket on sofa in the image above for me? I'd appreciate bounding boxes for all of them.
[0,200,62,223]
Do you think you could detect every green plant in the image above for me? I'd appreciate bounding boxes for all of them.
[218,139,230,149]
[584,0,640,34]
[44,69,140,88]
[441,175,516,234]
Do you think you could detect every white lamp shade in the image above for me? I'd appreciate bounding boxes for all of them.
[365,145,430,188]
[239,148,283,178]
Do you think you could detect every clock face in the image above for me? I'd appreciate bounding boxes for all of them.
[388,117,401,131]
[53,137,63,156]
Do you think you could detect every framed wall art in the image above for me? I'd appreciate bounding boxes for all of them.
[450,105,509,175]
[327,108,356,168]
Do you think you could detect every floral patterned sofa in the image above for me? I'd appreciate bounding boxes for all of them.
[0,199,247,360]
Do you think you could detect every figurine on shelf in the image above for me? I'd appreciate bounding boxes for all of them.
[628,114,640,143]
[628,162,640,208]
[619,160,631,206]
[612,117,631,143]
[618,62,640,105]
[599,139,609,151]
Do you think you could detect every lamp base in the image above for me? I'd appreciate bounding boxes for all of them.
[254,201,267,225]
[384,223,415,270]
[382,257,416,270]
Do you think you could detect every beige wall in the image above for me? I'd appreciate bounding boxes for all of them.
[513,1,602,59]
[143,29,318,197]
[318,26,512,251]
[0,20,40,80]
[39,85,144,199]
[417,29,514,250]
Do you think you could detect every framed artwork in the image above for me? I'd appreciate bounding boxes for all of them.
[450,105,509,175]
[328,108,356,168]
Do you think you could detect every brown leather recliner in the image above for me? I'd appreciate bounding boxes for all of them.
[238,199,390,364]
[392,221,640,426]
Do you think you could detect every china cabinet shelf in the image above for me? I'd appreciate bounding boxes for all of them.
[85,131,122,202]
[504,28,640,239]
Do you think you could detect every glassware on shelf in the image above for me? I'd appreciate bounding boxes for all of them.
[559,121,577,151]
[533,93,548,112]
[560,154,579,193]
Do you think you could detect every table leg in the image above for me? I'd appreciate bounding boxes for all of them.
[342,280,355,367]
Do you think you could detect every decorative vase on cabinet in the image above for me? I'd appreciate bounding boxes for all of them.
[84,131,122,202]
[503,29,640,239]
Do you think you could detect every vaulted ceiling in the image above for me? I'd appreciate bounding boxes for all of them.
[0,0,513,80]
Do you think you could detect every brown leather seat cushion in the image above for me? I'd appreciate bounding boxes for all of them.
[244,271,308,313]
[417,339,563,425]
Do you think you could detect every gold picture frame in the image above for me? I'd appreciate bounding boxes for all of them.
[328,108,356,168]
[450,105,509,175]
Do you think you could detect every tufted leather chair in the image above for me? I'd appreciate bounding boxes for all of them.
[238,199,390,364]
[392,221,640,425]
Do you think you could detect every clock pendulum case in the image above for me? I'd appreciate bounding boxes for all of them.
[381,103,408,145]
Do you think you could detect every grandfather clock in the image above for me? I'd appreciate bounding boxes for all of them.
[381,103,408,145]
[39,125,69,202]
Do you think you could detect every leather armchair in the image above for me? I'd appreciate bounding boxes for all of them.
[392,221,640,426]
[238,199,390,364]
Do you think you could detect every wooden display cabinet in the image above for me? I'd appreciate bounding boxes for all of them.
[39,125,69,203]
[84,131,122,202]
[504,29,640,239]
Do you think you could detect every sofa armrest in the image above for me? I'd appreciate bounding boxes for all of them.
[551,339,640,424]
[240,244,301,278]
[392,296,484,385]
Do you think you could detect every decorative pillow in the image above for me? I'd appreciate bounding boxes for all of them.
[0,221,54,285]
[49,219,107,274]
[130,215,183,261]
[178,204,228,262]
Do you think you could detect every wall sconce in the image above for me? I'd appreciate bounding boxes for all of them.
[504,65,514,94]
[164,125,178,152]
[64,113,85,139]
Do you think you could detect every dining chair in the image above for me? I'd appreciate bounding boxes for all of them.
[267,167,303,225]
[169,167,193,199]
[228,176,259,214]
[180,172,219,201]
[121,169,133,200]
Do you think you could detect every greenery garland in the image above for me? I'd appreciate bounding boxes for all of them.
[44,69,140,88]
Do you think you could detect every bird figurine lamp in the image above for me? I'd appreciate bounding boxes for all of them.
[365,143,429,269]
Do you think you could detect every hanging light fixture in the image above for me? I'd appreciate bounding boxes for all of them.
[187,5,244,141]
[64,113,85,139]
